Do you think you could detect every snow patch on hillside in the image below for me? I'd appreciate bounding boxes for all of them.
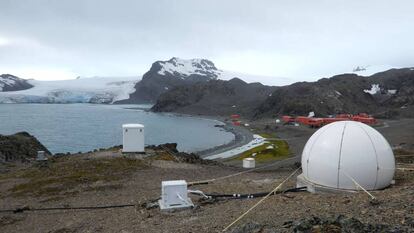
[0,76,140,104]
[364,84,381,95]
[388,89,397,95]
[363,84,400,96]
[0,75,18,91]
[0,76,16,85]
[156,57,295,86]
[158,57,220,78]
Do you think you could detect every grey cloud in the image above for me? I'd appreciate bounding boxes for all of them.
[0,0,413,83]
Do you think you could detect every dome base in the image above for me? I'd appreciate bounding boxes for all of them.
[296,173,357,194]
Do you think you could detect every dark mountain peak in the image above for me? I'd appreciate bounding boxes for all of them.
[1,74,22,80]
[0,74,33,92]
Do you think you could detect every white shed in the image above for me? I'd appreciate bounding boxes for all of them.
[122,124,145,153]
[298,121,395,192]
[243,158,255,168]
[159,180,193,210]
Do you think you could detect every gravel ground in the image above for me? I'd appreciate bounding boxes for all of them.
[0,154,413,233]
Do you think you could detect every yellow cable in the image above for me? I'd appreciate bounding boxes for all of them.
[222,167,300,232]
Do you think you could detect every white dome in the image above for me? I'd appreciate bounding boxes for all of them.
[301,121,395,190]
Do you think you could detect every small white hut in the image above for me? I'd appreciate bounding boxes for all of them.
[122,124,145,153]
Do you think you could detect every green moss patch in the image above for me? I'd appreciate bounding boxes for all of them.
[5,157,147,198]
[233,139,291,163]
[258,133,276,138]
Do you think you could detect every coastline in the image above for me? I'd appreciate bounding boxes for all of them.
[1,103,258,159]
[141,110,258,160]
[203,134,266,160]
[195,120,255,159]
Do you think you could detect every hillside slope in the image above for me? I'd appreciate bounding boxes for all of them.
[152,68,414,119]
[0,74,33,92]
[152,78,276,117]
[254,68,414,118]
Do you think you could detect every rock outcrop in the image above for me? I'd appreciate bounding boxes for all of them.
[0,132,51,163]
[0,74,33,92]
[151,78,276,117]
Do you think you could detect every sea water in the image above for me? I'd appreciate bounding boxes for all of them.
[0,104,234,154]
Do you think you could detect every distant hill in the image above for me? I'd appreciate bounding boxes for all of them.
[152,68,414,119]
[255,68,414,118]
[152,78,276,116]
[255,74,378,117]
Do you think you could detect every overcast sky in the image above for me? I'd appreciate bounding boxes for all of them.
[1,0,414,84]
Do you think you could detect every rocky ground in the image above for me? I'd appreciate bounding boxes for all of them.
[0,144,413,232]
[0,132,51,164]
[0,119,413,232]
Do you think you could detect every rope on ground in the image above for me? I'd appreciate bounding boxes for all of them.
[222,167,301,232]
[188,157,297,186]
[341,170,376,200]
[397,167,414,171]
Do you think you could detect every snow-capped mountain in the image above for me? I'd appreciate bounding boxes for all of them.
[157,57,220,79]
[119,57,292,104]
[0,74,33,92]
[155,57,293,85]
[120,57,222,103]
[0,57,294,105]
[0,76,140,104]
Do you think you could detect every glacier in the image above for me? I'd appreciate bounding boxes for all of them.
[0,76,140,104]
